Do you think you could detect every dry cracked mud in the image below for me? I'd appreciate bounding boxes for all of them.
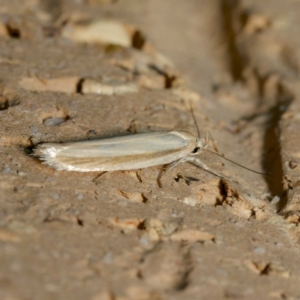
[1,0,300,299]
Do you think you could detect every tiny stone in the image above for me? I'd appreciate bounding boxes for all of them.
[289,161,298,169]
[139,236,148,245]
[102,252,113,264]
[30,126,42,137]
[253,246,265,255]
[271,196,280,204]
[182,197,197,206]
[234,221,245,228]
[51,192,60,200]
[43,117,67,126]
[1,165,10,174]
[76,193,83,200]
[171,209,178,217]
[30,126,39,134]
[17,171,26,176]
[117,200,128,207]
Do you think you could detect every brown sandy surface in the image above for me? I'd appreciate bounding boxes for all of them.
[1,0,300,299]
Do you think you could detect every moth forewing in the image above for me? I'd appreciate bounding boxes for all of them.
[33,130,203,172]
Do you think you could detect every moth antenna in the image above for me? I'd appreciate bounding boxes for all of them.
[187,102,267,177]
[203,148,271,178]
[207,132,220,153]
[189,101,201,138]
[205,132,209,147]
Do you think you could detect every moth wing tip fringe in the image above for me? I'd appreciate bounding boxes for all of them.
[32,143,67,170]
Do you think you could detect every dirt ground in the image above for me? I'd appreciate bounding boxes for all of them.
[1,0,300,299]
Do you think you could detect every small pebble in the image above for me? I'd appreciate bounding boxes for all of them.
[76,193,83,200]
[289,161,298,169]
[30,126,42,137]
[2,165,10,174]
[17,171,26,176]
[102,252,113,264]
[51,192,60,200]
[271,196,280,204]
[234,221,245,228]
[43,117,67,126]
[253,246,265,255]
[139,236,149,245]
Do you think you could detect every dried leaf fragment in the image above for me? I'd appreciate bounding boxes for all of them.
[81,78,139,95]
[109,217,145,232]
[62,19,132,47]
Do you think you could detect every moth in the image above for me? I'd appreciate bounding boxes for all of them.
[33,108,262,185]
[33,130,224,183]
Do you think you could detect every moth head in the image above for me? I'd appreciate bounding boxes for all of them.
[192,137,207,154]
[197,137,207,148]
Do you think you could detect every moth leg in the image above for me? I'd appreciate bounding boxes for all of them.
[183,156,231,181]
[157,158,186,188]
[92,171,110,184]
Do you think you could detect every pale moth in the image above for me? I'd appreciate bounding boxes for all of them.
[33,107,261,184]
